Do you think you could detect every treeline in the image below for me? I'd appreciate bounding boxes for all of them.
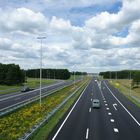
[26,69,70,80]
[71,71,87,75]
[0,63,25,85]
[99,70,140,86]
[99,70,133,79]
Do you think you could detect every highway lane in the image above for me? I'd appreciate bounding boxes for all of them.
[88,80,116,140]
[102,80,140,140]
[0,80,74,110]
[49,78,92,140]
[48,78,140,140]
[0,80,62,99]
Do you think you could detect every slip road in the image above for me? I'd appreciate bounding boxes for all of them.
[48,78,140,140]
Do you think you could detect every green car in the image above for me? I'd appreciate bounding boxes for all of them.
[92,99,100,108]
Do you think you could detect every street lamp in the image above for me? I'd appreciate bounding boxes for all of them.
[73,65,76,89]
[37,36,46,107]
[129,70,132,96]
[116,71,117,80]
[110,71,111,80]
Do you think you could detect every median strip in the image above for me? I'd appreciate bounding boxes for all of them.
[0,78,89,140]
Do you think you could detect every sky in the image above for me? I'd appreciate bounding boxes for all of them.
[0,0,140,73]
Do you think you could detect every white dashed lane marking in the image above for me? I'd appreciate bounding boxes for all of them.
[89,108,91,112]
[86,128,89,139]
[114,128,119,133]
[108,112,112,115]
[110,119,115,122]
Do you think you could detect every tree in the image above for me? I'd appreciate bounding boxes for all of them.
[0,63,25,85]
[26,68,71,80]
[132,72,140,86]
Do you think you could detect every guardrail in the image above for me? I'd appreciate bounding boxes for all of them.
[0,81,65,102]
[0,84,71,117]
[18,81,88,140]
[0,80,82,117]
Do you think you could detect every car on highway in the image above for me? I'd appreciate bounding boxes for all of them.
[21,86,30,92]
[92,99,100,108]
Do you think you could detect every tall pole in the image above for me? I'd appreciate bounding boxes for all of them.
[74,70,75,88]
[130,71,132,96]
[40,39,42,107]
[54,69,55,80]
[110,71,111,80]
[116,71,117,80]
[37,36,46,107]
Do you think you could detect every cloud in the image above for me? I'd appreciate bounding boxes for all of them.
[0,7,48,34]
[0,38,12,50]
[0,0,140,72]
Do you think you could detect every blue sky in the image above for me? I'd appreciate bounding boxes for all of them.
[0,0,140,72]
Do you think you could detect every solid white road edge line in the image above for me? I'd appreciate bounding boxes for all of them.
[52,81,91,140]
[104,81,140,127]
[86,128,89,139]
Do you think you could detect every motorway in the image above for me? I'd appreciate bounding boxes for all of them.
[48,78,140,140]
[0,80,74,111]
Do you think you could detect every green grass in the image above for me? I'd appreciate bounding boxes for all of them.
[26,78,55,88]
[109,79,140,107]
[29,80,88,140]
[69,75,82,80]
[0,78,55,95]
[0,78,89,140]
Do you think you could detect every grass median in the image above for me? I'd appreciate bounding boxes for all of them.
[0,77,90,140]
[29,79,89,140]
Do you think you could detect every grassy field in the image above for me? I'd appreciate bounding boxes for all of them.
[0,78,55,95]
[0,77,90,140]
[109,79,140,107]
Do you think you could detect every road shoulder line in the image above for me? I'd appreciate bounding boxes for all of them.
[104,81,140,127]
[52,80,91,140]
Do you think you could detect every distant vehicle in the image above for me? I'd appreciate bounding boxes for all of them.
[21,87,30,92]
[92,99,100,108]
[95,79,97,82]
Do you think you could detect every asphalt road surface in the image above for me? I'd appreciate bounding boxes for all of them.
[0,80,74,111]
[48,78,140,140]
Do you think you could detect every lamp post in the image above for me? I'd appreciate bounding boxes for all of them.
[37,36,46,107]
[116,71,117,80]
[73,65,76,89]
[110,71,111,80]
[129,71,132,96]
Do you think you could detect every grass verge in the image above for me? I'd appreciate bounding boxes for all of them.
[109,79,140,107]
[29,81,88,140]
[0,78,55,95]
[0,78,89,140]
